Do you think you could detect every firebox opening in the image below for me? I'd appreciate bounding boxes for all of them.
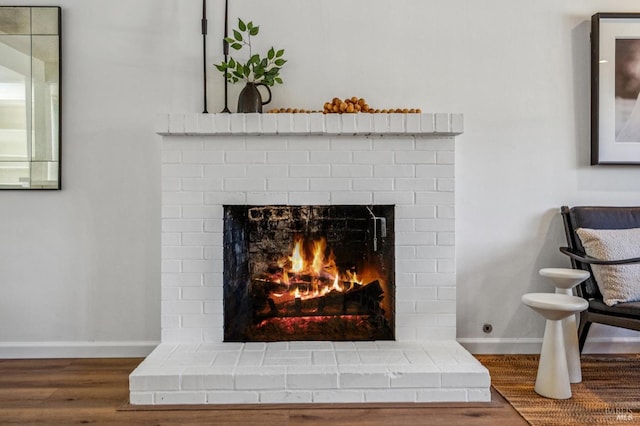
[223,205,395,342]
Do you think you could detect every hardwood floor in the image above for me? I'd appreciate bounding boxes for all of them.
[0,358,526,425]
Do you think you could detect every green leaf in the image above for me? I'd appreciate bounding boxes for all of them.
[243,66,250,77]
[250,54,260,65]
[233,70,244,80]
[215,63,226,72]
[267,47,275,60]
[261,58,268,68]
[249,26,259,36]
[224,37,235,44]
[276,49,284,58]
[247,21,253,30]
[233,30,243,42]
[238,19,246,31]
[274,59,286,66]
[228,58,236,67]
[231,43,242,50]
[275,77,283,84]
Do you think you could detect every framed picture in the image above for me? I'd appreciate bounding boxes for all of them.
[591,13,640,165]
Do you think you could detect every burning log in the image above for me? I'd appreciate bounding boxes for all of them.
[252,279,384,320]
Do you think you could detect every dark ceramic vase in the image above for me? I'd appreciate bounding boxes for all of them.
[237,82,272,113]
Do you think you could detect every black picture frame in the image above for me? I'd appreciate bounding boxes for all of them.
[591,13,640,165]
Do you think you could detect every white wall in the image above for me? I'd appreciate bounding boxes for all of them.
[1,0,639,357]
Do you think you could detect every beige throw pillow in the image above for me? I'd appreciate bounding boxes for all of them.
[575,227,640,306]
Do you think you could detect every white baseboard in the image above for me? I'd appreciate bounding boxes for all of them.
[458,337,640,354]
[0,341,159,359]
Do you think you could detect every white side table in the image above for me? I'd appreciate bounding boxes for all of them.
[539,268,590,383]
[521,293,589,399]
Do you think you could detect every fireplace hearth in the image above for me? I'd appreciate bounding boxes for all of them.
[223,205,394,342]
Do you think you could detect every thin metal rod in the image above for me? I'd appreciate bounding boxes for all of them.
[221,0,230,112]
[201,0,208,113]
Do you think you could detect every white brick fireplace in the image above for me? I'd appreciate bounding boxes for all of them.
[129,112,490,405]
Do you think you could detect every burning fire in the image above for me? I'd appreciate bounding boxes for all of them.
[267,235,368,301]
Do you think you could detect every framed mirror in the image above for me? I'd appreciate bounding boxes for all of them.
[0,6,60,189]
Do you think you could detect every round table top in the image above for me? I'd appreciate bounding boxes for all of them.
[539,268,591,289]
[522,292,589,320]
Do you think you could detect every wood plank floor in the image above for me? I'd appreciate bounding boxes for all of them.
[0,358,526,425]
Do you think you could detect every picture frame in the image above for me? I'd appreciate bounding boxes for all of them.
[591,13,640,165]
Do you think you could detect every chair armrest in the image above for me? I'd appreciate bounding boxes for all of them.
[559,247,640,265]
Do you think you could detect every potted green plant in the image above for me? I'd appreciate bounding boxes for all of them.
[215,18,287,113]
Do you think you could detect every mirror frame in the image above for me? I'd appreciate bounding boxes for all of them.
[0,6,61,190]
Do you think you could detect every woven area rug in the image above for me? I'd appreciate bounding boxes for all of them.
[478,354,640,425]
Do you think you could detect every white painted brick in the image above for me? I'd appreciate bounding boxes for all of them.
[161,315,180,328]
[267,150,308,164]
[261,113,277,133]
[289,164,330,177]
[395,231,436,246]
[162,177,181,191]
[437,205,455,219]
[182,287,216,301]
[247,137,287,150]
[292,113,310,133]
[389,114,404,133]
[184,113,198,134]
[162,206,181,219]
[246,192,288,204]
[156,391,207,404]
[437,232,455,246]
[245,113,261,134]
[294,136,330,150]
[162,301,202,314]
[130,392,154,404]
[235,368,286,390]
[353,151,393,164]
[398,286,437,301]
[288,192,331,204]
[372,114,388,133]
[244,164,288,177]
[310,151,353,164]
[405,114,421,133]
[325,114,341,134]
[416,300,456,314]
[224,178,266,192]
[163,138,203,151]
[331,192,372,205]
[182,314,218,328]
[373,138,414,151]
[437,259,456,273]
[396,313,438,329]
[207,391,259,404]
[372,191,413,205]
[197,114,214,133]
[352,178,393,191]
[396,150,436,164]
[161,287,181,301]
[374,165,414,178]
[182,151,224,164]
[163,273,203,287]
[434,113,450,133]
[442,371,490,388]
[331,165,372,177]
[225,150,266,164]
[182,179,223,192]
[356,114,373,134]
[437,313,457,327]
[312,390,365,403]
[267,178,308,191]
[416,246,455,259]
[416,273,455,287]
[415,191,454,204]
[287,371,338,389]
[309,179,352,191]
[417,389,467,402]
[331,137,372,151]
[437,178,455,192]
[162,219,203,233]
[276,114,293,134]
[339,370,389,389]
[394,219,415,232]
[420,113,435,133]
[416,164,454,178]
[162,233,181,246]
[396,205,436,219]
[468,388,491,402]
[436,151,455,165]
[161,260,180,273]
[415,219,454,232]
[182,206,221,219]
[365,389,417,402]
[163,192,204,206]
[260,391,313,403]
[450,114,464,133]
[341,114,357,134]
[162,246,202,260]
[181,260,218,273]
[204,164,246,178]
[204,138,244,150]
[230,113,245,132]
[212,114,231,134]
[309,113,325,134]
[204,191,246,205]
[204,246,223,260]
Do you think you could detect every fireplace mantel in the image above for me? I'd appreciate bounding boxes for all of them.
[156,112,463,137]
